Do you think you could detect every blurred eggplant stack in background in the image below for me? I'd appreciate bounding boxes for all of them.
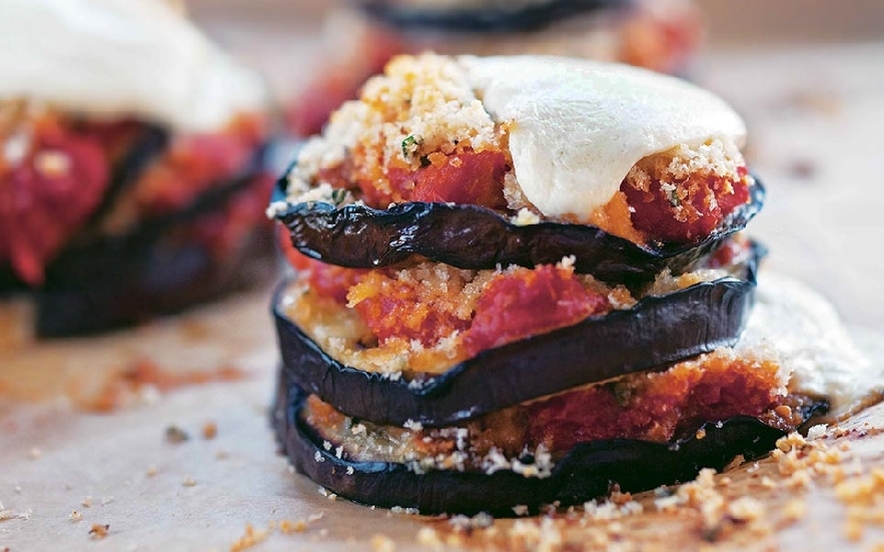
[0,0,276,337]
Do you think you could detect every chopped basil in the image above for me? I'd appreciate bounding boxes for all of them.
[330,188,348,206]
[401,134,420,159]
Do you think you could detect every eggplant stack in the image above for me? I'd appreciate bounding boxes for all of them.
[0,0,272,337]
[270,54,828,515]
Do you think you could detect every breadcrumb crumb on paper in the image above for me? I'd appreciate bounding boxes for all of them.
[229,523,270,552]
[371,533,396,552]
[278,519,307,534]
[88,523,109,539]
[202,421,218,440]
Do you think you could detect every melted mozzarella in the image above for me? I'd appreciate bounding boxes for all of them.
[738,273,882,420]
[458,55,746,222]
[0,0,266,132]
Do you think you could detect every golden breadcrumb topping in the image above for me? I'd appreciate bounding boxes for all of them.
[289,53,505,199]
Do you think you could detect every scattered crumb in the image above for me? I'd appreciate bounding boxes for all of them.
[202,421,218,440]
[101,496,114,506]
[73,359,246,413]
[81,497,92,508]
[782,499,807,522]
[69,510,83,522]
[807,424,828,440]
[28,447,41,460]
[787,158,818,181]
[726,496,764,522]
[216,450,230,460]
[146,465,158,477]
[307,512,324,523]
[165,425,190,443]
[88,524,110,540]
[229,523,270,552]
[449,513,494,532]
[371,533,396,552]
[416,526,443,548]
[182,477,197,487]
[843,519,864,542]
[781,89,842,117]
[229,515,322,551]
[279,519,307,534]
[390,506,420,516]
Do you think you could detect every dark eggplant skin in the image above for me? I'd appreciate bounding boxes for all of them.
[274,245,760,427]
[34,144,274,338]
[0,267,26,294]
[359,0,632,33]
[36,222,275,337]
[85,125,170,228]
[274,374,813,517]
[275,180,764,287]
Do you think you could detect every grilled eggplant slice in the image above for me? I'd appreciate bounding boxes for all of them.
[273,375,818,516]
[359,0,631,33]
[275,244,759,427]
[275,180,763,287]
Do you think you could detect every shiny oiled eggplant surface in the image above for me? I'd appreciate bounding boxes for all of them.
[275,245,760,427]
[273,375,793,516]
[276,181,764,286]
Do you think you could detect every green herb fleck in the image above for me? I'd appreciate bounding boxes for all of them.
[401,134,420,159]
[661,184,681,207]
[330,189,348,206]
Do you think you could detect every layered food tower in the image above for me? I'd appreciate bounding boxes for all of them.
[271,54,875,515]
[288,0,699,136]
[0,0,271,336]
